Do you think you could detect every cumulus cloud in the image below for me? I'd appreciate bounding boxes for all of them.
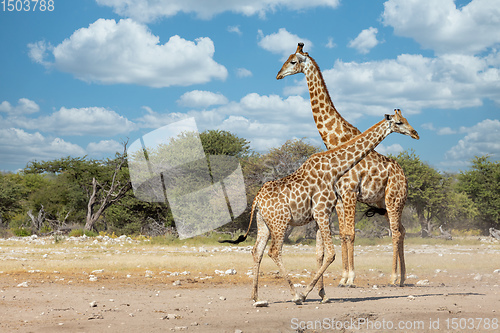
[0,98,40,115]
[96,0,340,22]
[283,52,500,116]
[28,18,227,87]
[258,28,313,60]
[177,90,229,108]
[445,119,500,165]
[0,128,86,167]
[348,27,379,54]
[376,143,404,156]
[382,0,500,55]
[87,140,124,154]
[17,107,136,136]
[139,93,321,152]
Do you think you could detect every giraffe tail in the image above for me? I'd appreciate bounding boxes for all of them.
[363,205,387,218]
[218,194,259,244]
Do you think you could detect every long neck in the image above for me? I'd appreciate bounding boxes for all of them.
[329,119,390,179]
[304,57,361,149]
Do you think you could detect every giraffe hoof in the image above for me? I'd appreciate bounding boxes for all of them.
[321,297,331,304]
[293,293,306,305]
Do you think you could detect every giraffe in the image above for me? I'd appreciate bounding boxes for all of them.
[224,110,419,304]
[276,43,413,289]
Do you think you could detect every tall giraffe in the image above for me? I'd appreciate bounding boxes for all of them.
[225,110,418,304]
[277,43,413,288]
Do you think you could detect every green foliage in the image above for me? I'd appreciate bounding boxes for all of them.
[391,149,480,236]
[0,172,24,223]
[11,227,31,237]
[457,156,500,230]
[68,229,98,237]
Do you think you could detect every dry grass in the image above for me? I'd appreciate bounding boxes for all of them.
[1,236,499,288]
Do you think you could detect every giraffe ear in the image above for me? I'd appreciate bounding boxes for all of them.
[296,52,307,63]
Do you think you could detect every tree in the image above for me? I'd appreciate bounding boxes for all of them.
[392,150,448,237]
[0,172,24,225]
[457,156,500,231]
[24,143,131,231]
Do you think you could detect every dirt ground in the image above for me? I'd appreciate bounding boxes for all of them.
[1,236,499,332]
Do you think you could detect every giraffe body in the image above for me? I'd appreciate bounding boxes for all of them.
[246,111,418,303]
[277,43,414,290]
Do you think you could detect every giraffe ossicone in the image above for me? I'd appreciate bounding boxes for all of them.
[223,110,418,304]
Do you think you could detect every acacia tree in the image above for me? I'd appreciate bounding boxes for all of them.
[24,143,131,231]
[0,172,24,226]
[392,150,448,237]
[457,156,500,232]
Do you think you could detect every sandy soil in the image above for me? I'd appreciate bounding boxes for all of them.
[1,236,499,332]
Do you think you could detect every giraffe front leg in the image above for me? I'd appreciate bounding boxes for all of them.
[315,228,328,303]
[268,232,304,304]
[304,213,336,301]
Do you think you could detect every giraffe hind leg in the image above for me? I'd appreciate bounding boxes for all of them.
[267,226,305,304]
[251,211,269,302]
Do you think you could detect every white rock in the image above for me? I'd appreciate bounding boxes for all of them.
[219,296,226,301]
[493,269,500,274]
[17,281,29,288]
[89,301,97,307]
[225,269,236,275]
[89,275,98,282]
[416,279,430,286]
[164,313,180,320]
[253,300,269,307]
[474,274,482,281]
[91,269,104,274]
[173,280,181,286]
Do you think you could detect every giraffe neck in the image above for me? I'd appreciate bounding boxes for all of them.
[327,119,391,179]
[304,57,361,149]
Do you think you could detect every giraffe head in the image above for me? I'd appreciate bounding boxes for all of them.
[276,43,310,80]
[385,109,420,140]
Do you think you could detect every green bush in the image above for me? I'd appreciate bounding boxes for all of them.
[68,229,98,237]
[11,227,32,237]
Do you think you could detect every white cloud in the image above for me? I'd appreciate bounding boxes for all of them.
[87,140,124,154]
[348,27,379,54]
[139,93,320,152]
[0,128,85,167]
[96,0,340,22]
[376,143,404,156]
[258,28,313,60]
[18,107,136,136]
[29,18,227,87]
[227,25,242,35]
[283,52,500,116]
[382,0,500,55]
[236,68,253,78]
[445,119,500,166]
[437,127,457,135]
[177,90,229,108]
[325,37,336,49]
[0,98,40,115]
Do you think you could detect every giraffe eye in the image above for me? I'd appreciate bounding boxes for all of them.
[290,61,297,65]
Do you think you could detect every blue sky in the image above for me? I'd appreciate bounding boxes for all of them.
[1,0,499,173]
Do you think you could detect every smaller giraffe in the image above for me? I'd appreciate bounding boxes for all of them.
[224,110,419,304]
